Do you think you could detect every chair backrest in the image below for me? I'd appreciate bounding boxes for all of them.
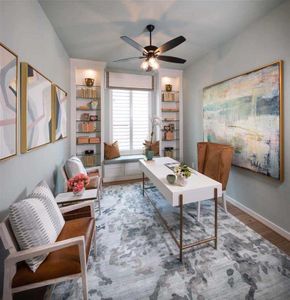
[197,142,234,190]
[0,217,19,255]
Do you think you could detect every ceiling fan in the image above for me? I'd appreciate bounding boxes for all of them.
[114,24,186,71]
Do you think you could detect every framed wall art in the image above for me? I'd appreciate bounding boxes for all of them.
[20,63,52,153]
[51,84,68,142]
[0,42,18,161]
[203,61,283,181]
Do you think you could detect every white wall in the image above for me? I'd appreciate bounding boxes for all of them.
[183,0,290,233]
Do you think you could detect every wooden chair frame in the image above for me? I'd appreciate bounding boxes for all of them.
[1,201,96,300]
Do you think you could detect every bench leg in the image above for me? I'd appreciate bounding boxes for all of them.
[93,230,97,259]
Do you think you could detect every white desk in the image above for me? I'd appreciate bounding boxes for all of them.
[139,157,222,261]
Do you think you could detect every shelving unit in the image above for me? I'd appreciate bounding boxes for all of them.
[156,69,183,161]
[70,59,106,173]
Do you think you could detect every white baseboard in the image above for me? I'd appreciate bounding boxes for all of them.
[225,194,290,241]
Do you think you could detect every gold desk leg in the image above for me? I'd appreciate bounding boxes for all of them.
[179,195,183,262]
[214,188,218,249]
[142,172,145,196]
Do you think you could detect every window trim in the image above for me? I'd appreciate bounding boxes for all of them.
[109,89,152,155]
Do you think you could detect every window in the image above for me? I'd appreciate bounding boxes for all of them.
[111,89,150,154]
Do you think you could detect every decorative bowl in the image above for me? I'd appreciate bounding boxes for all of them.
[167,174,177,185]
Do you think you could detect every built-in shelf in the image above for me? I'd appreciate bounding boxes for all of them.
[76,84,101,88]
[161,90,179,93]
[76,97,100,100]
[161,110,179,113]
[77,153,101,157]
[76,143,101,146]
[162,119,179,122]
[76,119,101,122]
[76,108,101,111]
[161,129,179,131]
[76,130,101,133]
[161,100,179,103]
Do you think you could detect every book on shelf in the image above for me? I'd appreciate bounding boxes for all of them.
[76,87,99,99]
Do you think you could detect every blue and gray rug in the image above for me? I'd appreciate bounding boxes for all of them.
[52,183,290,300]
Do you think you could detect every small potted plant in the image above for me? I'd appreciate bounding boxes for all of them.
[67,173,90,196]
[174,163,192,186]
[144,116,162,160]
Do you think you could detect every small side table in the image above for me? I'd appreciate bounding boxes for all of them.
[56,188,101,215]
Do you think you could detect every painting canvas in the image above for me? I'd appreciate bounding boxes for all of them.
[0,43,17,160]
[203,62,283,180]
[52,85,68,142]
[21,63,52,152]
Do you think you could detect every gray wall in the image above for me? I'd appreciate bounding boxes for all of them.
[0,0,70,294]
[183,0,290,232]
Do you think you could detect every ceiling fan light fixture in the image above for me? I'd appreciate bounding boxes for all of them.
[140,60,149,70]
[148,57,159,70]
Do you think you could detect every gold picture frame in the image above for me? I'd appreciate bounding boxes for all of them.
[203,61,283,181]
[51,84,68,142]
[0,42,18,161]
[20,62,52,153]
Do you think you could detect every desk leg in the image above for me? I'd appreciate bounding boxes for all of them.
[214,188,218,249]
[142,172,145,196]
[179,195,183,262]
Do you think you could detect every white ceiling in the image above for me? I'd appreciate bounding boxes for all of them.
[39,0,284,71]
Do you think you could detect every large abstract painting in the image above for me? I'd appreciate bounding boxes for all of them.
[0,43,18,160]
[21,63,52,152]
[52,84,68,142]
[203,61,283,181]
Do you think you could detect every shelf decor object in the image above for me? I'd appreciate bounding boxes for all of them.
[51,84,68,142]
[0,42,18,161]
[85,78,94,87]
[203,61,283,181]
[20,63,52,153]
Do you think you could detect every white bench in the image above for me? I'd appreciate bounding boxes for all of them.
[103,155,144,182]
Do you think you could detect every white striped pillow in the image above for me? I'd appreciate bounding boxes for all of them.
[29,180,65,234]
[9,198,59,272]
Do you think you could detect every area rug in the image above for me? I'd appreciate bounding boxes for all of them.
[52,183,290,300]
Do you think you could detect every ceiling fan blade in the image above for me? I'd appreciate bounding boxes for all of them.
[120,36,148,54]
[155,36,186,54]
[157,55,186,64]
[113,57,144,62]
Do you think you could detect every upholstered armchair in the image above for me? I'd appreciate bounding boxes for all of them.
[62,156,102,194]
[197,142,234,220]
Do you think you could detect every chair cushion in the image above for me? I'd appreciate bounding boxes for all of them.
[12,217,95,288]
[29,180,65,235]
[65,156,87,178]
[9,198,60,272]
[104,141,120,160]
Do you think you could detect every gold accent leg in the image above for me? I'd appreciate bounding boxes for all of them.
[179,195,183,262]
[214,188,218,249]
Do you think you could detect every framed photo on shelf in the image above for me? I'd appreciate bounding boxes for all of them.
[0,43,18,161]
[51,84,68,142]
[203,61,283,181]
[20,63,52,153]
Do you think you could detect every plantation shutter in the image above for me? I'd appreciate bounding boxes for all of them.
[111,89,150,153]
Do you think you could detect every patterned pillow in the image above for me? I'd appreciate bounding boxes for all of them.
[104,141,120,160]
[65,156,87,178]
[9,198,59,272]
[29,180,65,235]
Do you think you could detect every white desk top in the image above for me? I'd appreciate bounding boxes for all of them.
[139,157,222,207]
[55,189,97,204]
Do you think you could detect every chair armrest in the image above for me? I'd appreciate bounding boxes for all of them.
[60,200,94,217]
[5,236,84,265]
